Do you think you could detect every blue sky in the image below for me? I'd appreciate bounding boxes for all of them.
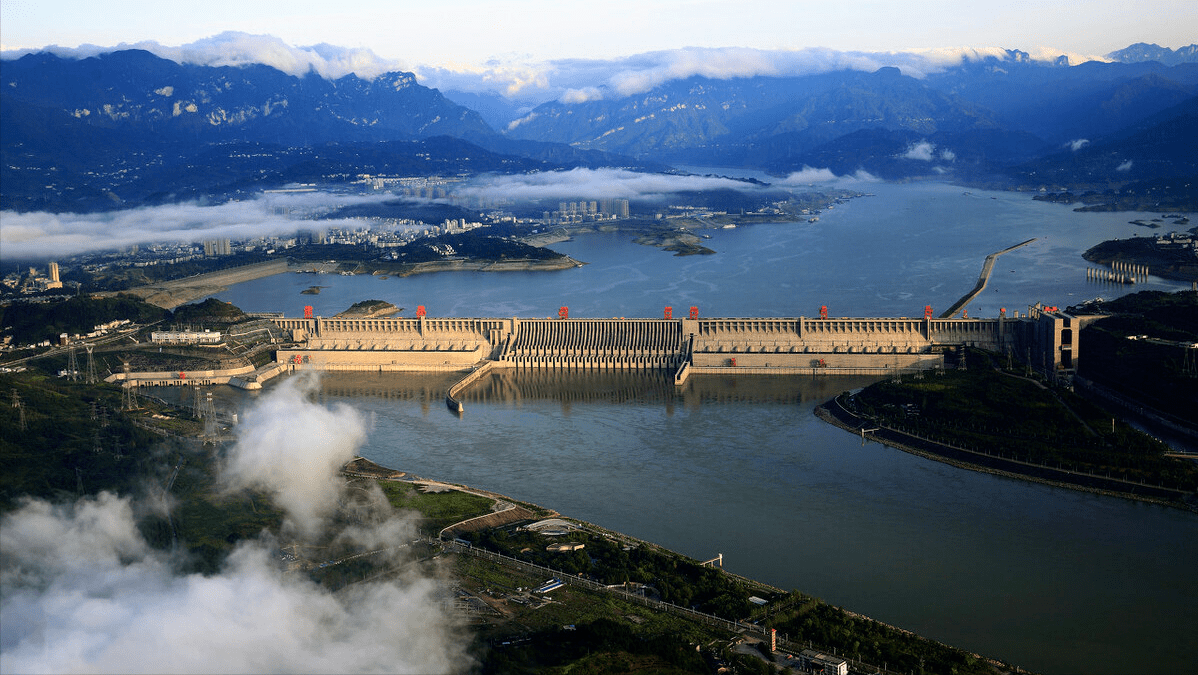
[2,0,1193,69]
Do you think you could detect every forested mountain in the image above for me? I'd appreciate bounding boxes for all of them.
[2,44,1197,213]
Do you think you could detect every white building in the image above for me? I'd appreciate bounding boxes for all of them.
[150,329,223,345]
[797,649,848,675]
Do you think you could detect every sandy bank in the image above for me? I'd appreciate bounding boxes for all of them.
[120,260,291,309]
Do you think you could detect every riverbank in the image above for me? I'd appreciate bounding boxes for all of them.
[383,256,584,277]
[1082,231,1198,282]
[344,456,1013,675]
[120,255,585,309]
[815,395,1196,511]
[116,259,290,309]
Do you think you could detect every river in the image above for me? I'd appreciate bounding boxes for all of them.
[203,181,1196,674]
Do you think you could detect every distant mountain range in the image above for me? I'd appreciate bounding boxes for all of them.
[2,44,1196,212]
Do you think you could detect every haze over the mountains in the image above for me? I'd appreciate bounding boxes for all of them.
[5,31,1196,109]
[4,36,1196,204]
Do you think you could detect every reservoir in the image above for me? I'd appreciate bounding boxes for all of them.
[207,182,1196,674]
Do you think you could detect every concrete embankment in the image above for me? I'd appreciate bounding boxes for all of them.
[445,360,497,412]
[107,361,288,390]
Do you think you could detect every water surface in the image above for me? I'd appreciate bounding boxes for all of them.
[203,183,1196,674]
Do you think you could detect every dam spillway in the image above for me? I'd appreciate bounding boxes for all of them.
[270,308,1079,384]
[504,319,686,370]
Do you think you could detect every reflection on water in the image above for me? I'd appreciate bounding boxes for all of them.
[308,369,882,410]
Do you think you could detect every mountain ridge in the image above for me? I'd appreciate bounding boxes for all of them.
[3,43,1197,213]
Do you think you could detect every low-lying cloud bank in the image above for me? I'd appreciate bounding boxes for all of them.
[1,32,407,81]
[0,374,468,674]
[0,192,395,260]
[455,167,769,203]
[368,44,1108,104]
[2,33,1103,106]
[777,167,880,185]
[2,169,881,260]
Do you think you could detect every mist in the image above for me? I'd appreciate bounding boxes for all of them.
[456,167,768,204]
[424,45,1105,104]
[900,141,937,161]
[777,167,880,186]
[2,34,1103,109]
[220,372,367,538]
[0,31,407,81]
[0,374,469,674]
[0,192,398,260]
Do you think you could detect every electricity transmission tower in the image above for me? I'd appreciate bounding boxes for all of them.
[194,388,220,446]
[11,390,26,431]
[198,390,219,444]
[122,363,138,411]
[84,344,98,384]
[66,345,79,381]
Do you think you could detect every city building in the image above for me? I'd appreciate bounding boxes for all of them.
[203,239,232,257]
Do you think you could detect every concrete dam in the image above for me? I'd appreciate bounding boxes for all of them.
[271,306,1078,388]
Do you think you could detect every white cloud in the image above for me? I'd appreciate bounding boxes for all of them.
[1116,160,1133,172]
[1,32,407,81]
[900,141,937,161]
[779,167,841,184]
[777,166,882,186]
[220,371,366,538]
[0,192,397,260]
[1068,139,1090,151]
[939,149,956,161]
[3,36,1104,107]
[560,87,605,104]
[424,45,1105,104]
[0,376,469,674]
[455,168,764,203]
[506,111,539,132]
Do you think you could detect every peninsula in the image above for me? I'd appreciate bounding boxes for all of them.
[1082,229,1198,282]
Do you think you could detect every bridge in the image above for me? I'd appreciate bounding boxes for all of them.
[270,304,1087,400]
